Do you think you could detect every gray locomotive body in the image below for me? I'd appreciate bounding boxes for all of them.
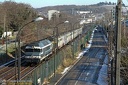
[24,39,53,63]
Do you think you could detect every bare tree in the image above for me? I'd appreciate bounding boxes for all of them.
[0,1,37,32]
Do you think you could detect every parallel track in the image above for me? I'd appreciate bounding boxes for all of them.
[0,60,37,81]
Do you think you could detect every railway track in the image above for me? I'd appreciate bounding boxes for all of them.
[8,65,36,80]
[75,48,101,83]
[0,60,37,81]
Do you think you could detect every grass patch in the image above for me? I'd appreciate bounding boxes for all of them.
[7,44,15,53]
[56,45,80,74]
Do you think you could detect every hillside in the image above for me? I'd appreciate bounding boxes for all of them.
[36,5,108,14]
[36,2,117,14]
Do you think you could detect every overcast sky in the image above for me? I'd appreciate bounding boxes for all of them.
[1,0,127,8]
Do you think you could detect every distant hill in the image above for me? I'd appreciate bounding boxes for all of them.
[36,5,107,14]
[36,2,117,15]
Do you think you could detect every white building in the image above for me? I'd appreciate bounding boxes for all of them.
[1,31,12,38]
[77,11,92,15]
[48,10,60,20]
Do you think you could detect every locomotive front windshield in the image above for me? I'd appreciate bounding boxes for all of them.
[25,48,41,52]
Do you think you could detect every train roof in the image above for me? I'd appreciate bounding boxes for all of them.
[25,39,51,49]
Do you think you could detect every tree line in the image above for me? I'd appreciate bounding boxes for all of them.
[0,1,38,37]
[96,2,116,6]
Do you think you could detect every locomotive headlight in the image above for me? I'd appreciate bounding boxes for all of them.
[32,56,40,58]
[26,56,30,58]
[38,56,41,59]
[34,56,37,58]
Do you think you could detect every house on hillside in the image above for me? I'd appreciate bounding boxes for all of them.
[77,11,92,15]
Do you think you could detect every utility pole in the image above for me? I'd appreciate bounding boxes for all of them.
[115,0,122,85]
[4,14,7,63]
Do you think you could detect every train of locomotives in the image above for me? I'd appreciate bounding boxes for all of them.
[24,27,83,63]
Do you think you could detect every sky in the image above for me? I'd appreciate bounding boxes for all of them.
[1,0,128,8]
